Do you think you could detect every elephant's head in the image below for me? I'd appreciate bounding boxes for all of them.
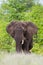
[6,21,38,41]
[6,21,26,43]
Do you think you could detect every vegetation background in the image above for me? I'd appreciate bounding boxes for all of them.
[0,0,43,55]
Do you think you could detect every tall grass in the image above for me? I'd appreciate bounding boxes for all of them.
[0,52,43,65]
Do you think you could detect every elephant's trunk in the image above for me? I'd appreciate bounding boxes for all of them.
[14,34,25,52]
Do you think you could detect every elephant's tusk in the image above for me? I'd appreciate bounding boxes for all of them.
[22,40,24,44]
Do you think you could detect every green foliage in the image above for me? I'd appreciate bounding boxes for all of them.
[0,21,16,52]
[32,43,43,55]
[0,0,35,21]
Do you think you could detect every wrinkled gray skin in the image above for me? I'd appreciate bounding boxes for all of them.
[6,21,38,53]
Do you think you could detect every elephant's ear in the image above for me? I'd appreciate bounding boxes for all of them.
[27,22,38,35]
[6,21,16,37]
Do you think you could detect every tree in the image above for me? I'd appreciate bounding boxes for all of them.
[1,0,35,21]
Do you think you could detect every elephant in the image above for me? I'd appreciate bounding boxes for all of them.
[6,21,38,53]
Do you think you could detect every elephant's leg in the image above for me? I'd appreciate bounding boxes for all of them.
[29,39,33,50]
[22,39,29,53]
[16,42,22,53]
[22,38,33,53]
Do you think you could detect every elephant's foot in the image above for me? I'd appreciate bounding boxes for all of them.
[29,50,32,53]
